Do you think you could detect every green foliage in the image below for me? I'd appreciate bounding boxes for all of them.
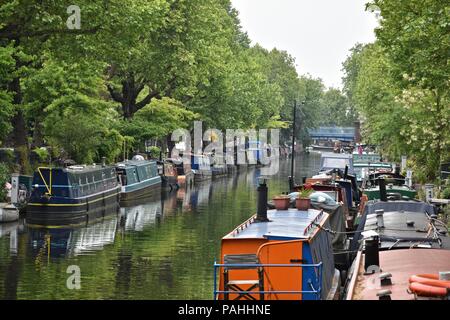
[318,88,355,126]
[297,188,314,199]
[0,163,9,202]
[43,93,122,164]
[148,146,161,159]
[0,45,15,142]
[342,1,449,182]
[120,97,198,148]
[1,0,365,167]
[442,186,450,200]
[32,147,49,163]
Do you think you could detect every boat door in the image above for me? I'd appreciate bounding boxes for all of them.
[257,240,304,300]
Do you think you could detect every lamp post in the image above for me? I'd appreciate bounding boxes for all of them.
[289,100,297,191]
[288,100,305,192]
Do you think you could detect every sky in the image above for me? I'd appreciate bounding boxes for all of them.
[230,0,379,89]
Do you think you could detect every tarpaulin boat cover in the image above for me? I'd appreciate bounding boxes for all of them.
[350,200,437,252]
[311,202,347,251]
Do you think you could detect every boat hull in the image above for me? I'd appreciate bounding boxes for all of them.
[26,186,120,225]
[194,171,212,182]
[161,175,178,191]
[363,188,416,200]
[120,180,161,202]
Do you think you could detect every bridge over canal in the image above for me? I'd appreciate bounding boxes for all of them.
[308,126,356,142]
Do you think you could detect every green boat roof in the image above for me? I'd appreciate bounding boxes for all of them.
[354,163,392,168]
[116,160,156,170]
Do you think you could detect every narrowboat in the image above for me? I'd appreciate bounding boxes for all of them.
[210,154,228,178]
[268,186,352,271]
[27,165,120,225]
[157,159,179,191]
[345,200,450,300]
[352,154,392,185]
[214,181,341,300]
[191,154,212,182]
[319,153,354,175]
[116,160,162,202]
[310,144,335,153]
[362,174,416,201]
[170,156,194,188]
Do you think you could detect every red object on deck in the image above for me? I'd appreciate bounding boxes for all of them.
[409,282,448,297]
[409,274,450,297]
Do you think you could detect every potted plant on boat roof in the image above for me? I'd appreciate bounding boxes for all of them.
[296,187,314,211]
[272,194,290,210]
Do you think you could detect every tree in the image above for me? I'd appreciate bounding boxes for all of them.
[43,93,122,164]
[370,0,450,178]
[0,0,150,169]
[120,97,198,150]
[106,0,237,119]
[296,75,325,144]
[318,88,355,126]
[0,45,14,142]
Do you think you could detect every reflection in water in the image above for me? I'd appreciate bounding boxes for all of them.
[120,197,162,232]
[28,216,118,258]
[0,220,21,256]
[0,154,320,299]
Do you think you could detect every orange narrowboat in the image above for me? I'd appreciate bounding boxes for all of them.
[213,181,341,300]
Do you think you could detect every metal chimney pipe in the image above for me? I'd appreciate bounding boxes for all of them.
[379,178,387,202]
[255,179,269,222]
[364,236,380,273]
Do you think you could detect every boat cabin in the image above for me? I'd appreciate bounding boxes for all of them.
[115,160,161,200]
[319,153,354,175]
[30,165,118,200]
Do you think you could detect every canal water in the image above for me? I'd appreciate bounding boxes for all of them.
[0,153,321,300]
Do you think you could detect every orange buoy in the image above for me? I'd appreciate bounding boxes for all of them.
[409,282,448,297]
[409,274,450,297]
[409,274,450,288]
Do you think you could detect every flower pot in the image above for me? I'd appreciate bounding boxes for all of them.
[296,198,311,211]
[273,197,290,210]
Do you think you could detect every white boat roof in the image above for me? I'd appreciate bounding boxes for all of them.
[223,208,327,240]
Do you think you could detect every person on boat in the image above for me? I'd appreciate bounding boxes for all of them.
[4,181,11,203]
[358,144,363,155]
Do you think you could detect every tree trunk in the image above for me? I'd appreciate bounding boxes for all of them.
[6,56,29,173]
[31,121,44,148]
[434,90,442,181]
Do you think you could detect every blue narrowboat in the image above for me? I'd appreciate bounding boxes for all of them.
[27,165,121,225]
[191,154,212,182]
[116,160,162,202]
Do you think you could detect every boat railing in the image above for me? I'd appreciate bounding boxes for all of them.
[213,262,323,300]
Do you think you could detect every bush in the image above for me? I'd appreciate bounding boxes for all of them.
[442,187,450,200]
[148,146,161,159]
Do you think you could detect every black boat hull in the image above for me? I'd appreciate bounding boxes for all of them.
[120,183,161,203]
[26,186,121,225]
